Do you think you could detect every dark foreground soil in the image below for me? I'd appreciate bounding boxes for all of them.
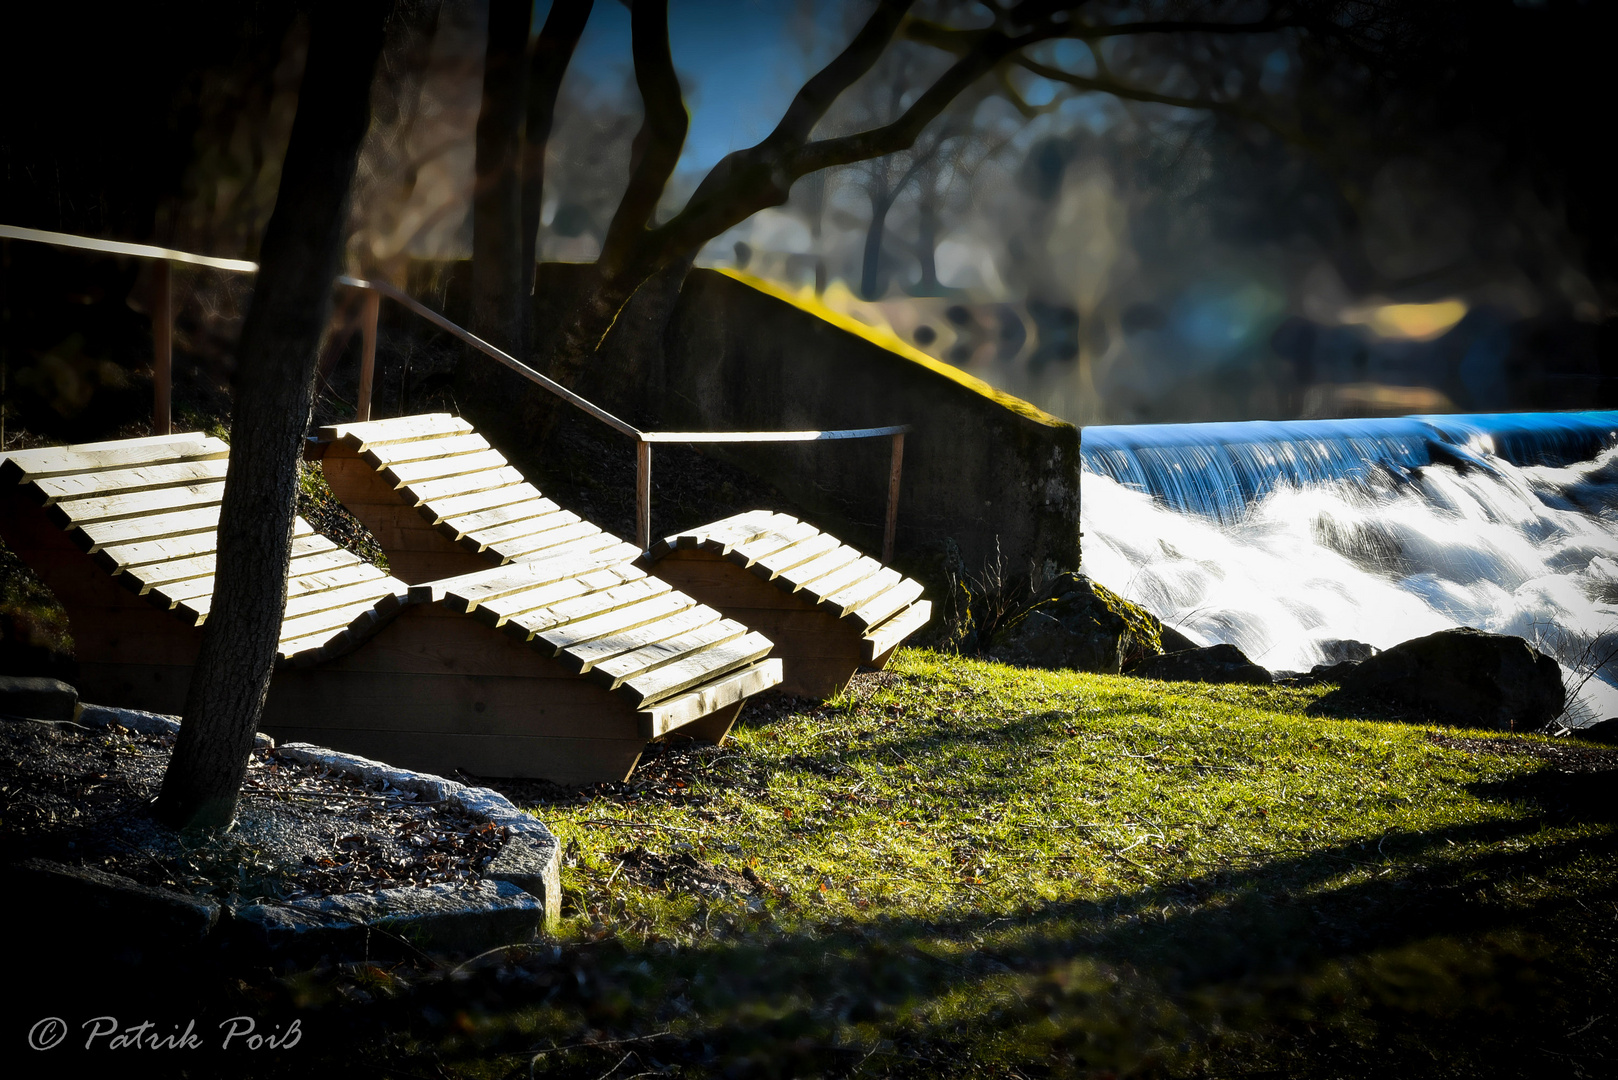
[0,716,511,903]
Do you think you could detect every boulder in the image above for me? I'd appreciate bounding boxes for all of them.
[1129,643,1274,686]
[989,573,1165,674]
[1318,639,1379,665]
[1310,627,1564,731]
[1160,624,1202,654]
[0,675,78,722]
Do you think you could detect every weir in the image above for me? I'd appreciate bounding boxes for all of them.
[1082,411,1618,523]
[1078,411,1618,727]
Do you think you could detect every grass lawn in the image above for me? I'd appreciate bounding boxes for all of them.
[283,648,1616,1079]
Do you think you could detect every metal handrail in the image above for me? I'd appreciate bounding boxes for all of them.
[0,225,911,557]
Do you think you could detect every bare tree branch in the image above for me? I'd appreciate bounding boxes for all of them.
[1015,54,1308,145]
[600,0,688,275]
[667,0,915,243]
[1066,16,1293,41]
[762,0,916,153]
[651,17,1054,262]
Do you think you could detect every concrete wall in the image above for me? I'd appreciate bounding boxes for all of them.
[655,270,1080,583]
[412,260,1081,583]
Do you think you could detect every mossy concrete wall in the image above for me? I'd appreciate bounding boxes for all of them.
[410,260,1081,580]
[655,270,1080,581]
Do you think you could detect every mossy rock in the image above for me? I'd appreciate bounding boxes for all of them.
[988,573,1165,674]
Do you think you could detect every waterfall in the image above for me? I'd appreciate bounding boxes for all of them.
[1079,411,1618,728]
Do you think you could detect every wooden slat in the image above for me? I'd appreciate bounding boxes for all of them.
[0,433,223,482]
[73,505,221,552]
[48,478,225,527]
[461,572,605,632]
[861,599,933,664]
[726,520,822,566]
[431,553,639,612]
[590,616,745,689]
[653,511,788,559]
[465,506,580,550]
[138,533,339,592]
[439,496,562,544]
[400,465,526,507]
[179,574,393,627]
[101,518,313,577]
[381,448,509,488]
[320,413,471,451]
[536,589,693,660]
[419,480,545,524]
[277,595,403,665]
[796,555,881,607]
[512,576,675,641]
[746,531,843,581]
[364,431,490,466]
[276,595,398,657]
[848,574,925,630]
[620,631,775,707]
[514,536,643,573]
[638,659,782,739]
[489,519,605,562]
[567,602,724,670]
[765,542,860,591]
[486,574,651,636]
[288,557,386,596]
[32,458,230,505]
[821,564,900,619]
[151,545,365,607]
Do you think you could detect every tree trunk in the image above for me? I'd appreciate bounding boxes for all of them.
[470,0,532,357]
[543,259,655,393]
[520,0,593,313]
[915,188,939,295]
[860,189,895,301]
[154,2,392,831]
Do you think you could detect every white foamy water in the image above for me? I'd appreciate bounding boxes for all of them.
[1080,425,1618,727]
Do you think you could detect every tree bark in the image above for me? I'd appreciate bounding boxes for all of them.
[860,188,896,301]
[154,1,392,831]
[520,0,594,307]
[470,0,532,356]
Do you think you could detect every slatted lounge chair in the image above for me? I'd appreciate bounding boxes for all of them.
[2,431,782,782]
[308,412,594,584]
[644,512,932,697]
[311,414,932,699]
[0,432,409,709]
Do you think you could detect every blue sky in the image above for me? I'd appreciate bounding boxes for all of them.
[544,0,833,175]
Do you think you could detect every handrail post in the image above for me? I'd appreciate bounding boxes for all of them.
[357,288,380,422]
[152,259,172,436]
[883,431,904,563]
[636,439,652,551]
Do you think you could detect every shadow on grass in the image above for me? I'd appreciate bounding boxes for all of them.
[22,771,1595,1079]
[15,701,1615,1079]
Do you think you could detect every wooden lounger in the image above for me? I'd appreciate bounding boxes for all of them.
[312,554,784,782]
[312,414,931,698]
[644,512,932,697]
[2,432,782,782]
[308,412,599,584]
[0,432,409,709]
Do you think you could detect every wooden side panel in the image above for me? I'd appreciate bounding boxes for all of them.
[317,446,486,583]
[260,606,649,783]
[2,488,204,707]
[647,549,864,697]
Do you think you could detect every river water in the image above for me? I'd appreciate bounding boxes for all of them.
[1078,411,1618,727]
